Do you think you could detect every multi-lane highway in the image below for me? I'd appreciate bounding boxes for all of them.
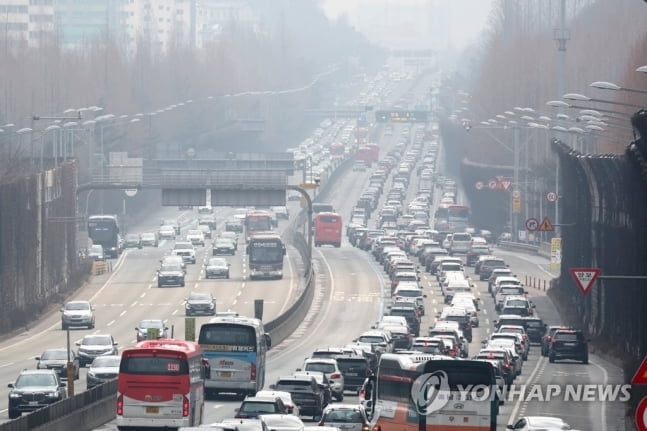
[0,66,627,431]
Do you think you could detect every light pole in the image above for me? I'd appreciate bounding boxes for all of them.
[590,81,647,96]
[562,93,644,110]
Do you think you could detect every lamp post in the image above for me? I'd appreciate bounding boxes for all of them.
[562,93,644,110]
[590,81,647,96]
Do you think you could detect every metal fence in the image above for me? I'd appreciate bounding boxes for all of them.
[0,161,84,335]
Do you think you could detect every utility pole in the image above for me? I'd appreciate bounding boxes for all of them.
[553,0,568,238]
[512,126,520,241]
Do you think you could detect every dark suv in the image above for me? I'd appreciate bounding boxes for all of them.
[271,376,326,421]
[7,369,67,418]
[388,306,421,337]
[548,329,589,364]
[335,356,370,393]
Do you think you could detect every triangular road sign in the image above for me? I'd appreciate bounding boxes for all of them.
[632,357,647,385]
[538,216,554,231]
[568,267,601,295]
[500,179,512,191]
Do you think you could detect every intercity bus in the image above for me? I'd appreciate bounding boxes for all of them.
[447,205,470,232]
[244,210,273,242]
[314,212,343,248]
[198,316,271,399]
[87,214,121,258]
[246,232,286,279]
[368,353,498,431]
[116,339,208,430]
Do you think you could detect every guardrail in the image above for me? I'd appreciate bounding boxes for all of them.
[0,379,117,431]
[0,155,354,431]
[497,240,540,254]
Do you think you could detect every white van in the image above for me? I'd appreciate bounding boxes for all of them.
[442,276,472,303]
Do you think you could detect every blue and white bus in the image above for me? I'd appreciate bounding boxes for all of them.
[198,316,271,398]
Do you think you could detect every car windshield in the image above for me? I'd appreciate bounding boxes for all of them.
[161,264,182,272]
[207,258,227,266]
[16,374,57,388]
[126,234,139,241]
[141,233,155,239]
[506,299,528,307]
[138,320,163,329]
[188,230,202,236]
[174,243,191,249]
[501,287,523,294]
[555,333,581,342]
[305,363,335,373]
[189,293,212,301]
[215,239,231,246]
[357,336,384,344]
[396,290,421,297]
[91,356,120,368]
[82,336,111,345]
[65,302,90,311]
[239,401,278,413]
[323,409,364,423]
[89,245,103,253]
[41,350,67,360]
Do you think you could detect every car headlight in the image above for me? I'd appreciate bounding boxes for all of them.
[46,392,59,397]
[87,370,96,378]
[9,392,22,398]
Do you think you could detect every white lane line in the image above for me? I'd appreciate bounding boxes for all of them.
[0,362,15,368]
[107,320,115,327]
[212,404,223,409]
[120,310,127,317]
[241,282,246,289]
[172,309,178,316]
[131,301,138,307]
[237,291,242,297]
[508,356,547,424]
[194,283,198,289]
[591,359,609,431]
[147,284,152,289]
[140,292,146,298]
[232,299,238,306]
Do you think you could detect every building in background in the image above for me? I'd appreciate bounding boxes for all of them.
[0,0,55,48]
[0,0,260,53]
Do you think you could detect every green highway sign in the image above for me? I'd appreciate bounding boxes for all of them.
[375,110,429,123]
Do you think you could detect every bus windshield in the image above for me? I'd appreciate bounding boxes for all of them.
[88,219,117,242]
[249,242,283,263]
[199,324,257,350]
[246,218,272,231]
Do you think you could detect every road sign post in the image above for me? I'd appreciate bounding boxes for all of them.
[546,191,558,202]
[525,218,539,231]
[632,357,647,385]
[568,268,601,295]
[635,397,647,431]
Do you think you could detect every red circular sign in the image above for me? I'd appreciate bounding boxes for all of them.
[636,396,647,431]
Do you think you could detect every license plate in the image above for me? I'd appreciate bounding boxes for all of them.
[146,407,159,414]
[29,401,38,406]
[564,343,576,346]
[346,372,358,376]
[220,371,232,377]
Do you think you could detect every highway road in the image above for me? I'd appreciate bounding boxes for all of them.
[1,67,628,431]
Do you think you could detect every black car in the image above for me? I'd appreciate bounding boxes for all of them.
[7,369,67,418]
[35,348,80,380]
[225,219,243,233]
[336,356,370,393]
[213,239,236,256]
[549,329,589,364]
[541,325,572,356]
[157,263,185,287]
[185,292,216,316]
[388,306,421,337]
[522,317,547,343]
[271,376,326,421]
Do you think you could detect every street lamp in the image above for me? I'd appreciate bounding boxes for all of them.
[562,93,644,109]
[637,66,647,73]
[547,100,632,117]
[590,81,647,95]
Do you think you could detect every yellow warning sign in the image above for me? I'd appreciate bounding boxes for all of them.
[538,216,554,231]
[512,198,521,213]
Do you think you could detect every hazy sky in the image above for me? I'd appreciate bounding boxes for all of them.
[321,0,496,49]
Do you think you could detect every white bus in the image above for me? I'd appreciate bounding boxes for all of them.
[198,316,271,398]
[368,353,499,431]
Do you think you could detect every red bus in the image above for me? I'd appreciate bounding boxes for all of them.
[356,146,373,166]
[116,339,209,429]
[244,210,273,242]
[365,143,380,163]
[355,126,369,145]
[314,212,343,248]
[330,142,345,158]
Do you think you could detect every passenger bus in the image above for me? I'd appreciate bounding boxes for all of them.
[314,212,343,247]
[330,142,345,159]
[246,233,286,279]
[356,146,373,167]
[116,339,208,429]
[312,203,335,214]
[365,143,380,163]
[244,210,273,242]
[198,316,271,399]
[368,353,498,431]
[447,205,470,232]
[433,206,450,231]
[87,214,121,258]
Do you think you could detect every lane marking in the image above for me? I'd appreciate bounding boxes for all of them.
[107,320,115,327]
[120,310,127,317]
